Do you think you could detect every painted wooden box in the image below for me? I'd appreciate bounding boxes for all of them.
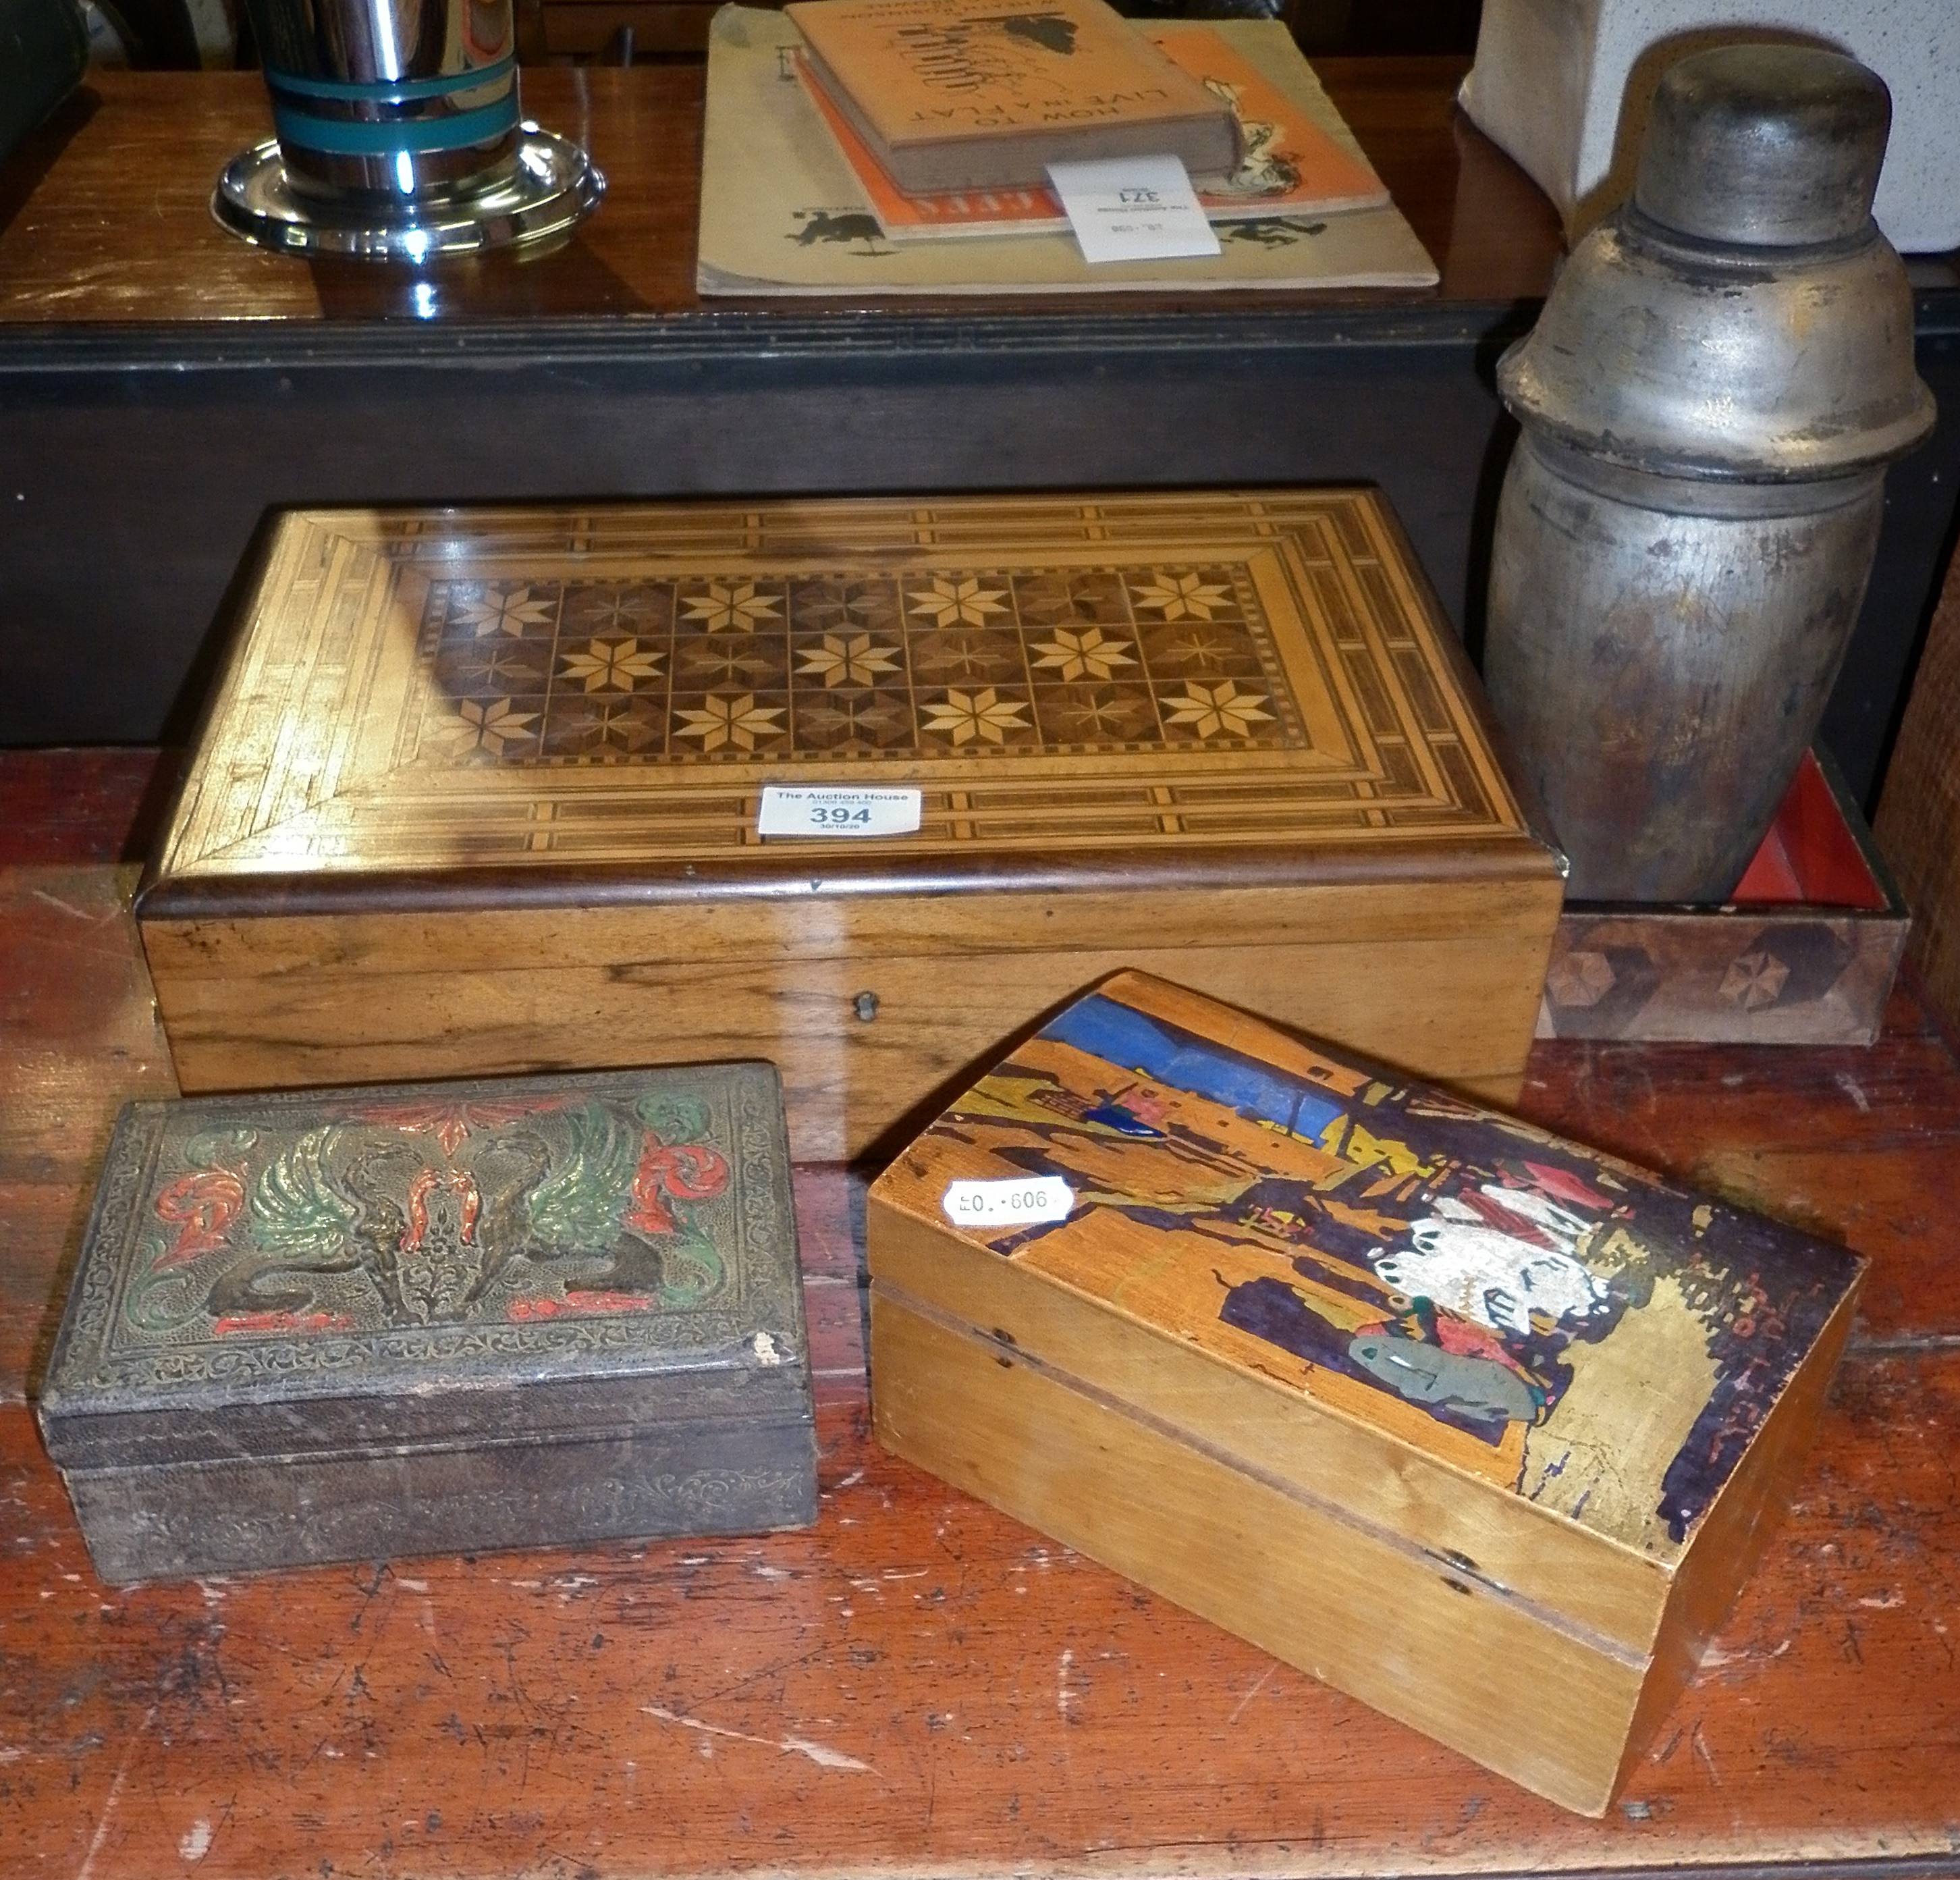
[37,1063,815,1585]
[134,492,1564,1162]
[866,971,1865,1816]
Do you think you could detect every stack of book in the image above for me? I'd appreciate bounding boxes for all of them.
[781,0,1392,244]
[694,3,1439,295]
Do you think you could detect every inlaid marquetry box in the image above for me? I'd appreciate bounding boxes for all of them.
[38,1063,815,1584]
[867,972,1865,1816]
[136,493,1564,1160]
[1539,751,1910,1044]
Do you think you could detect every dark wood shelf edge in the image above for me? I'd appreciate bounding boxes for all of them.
[0,300,1554,371]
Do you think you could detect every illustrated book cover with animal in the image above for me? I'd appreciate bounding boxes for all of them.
[784,0,1238,190]
[697,7,1437,293]
[794,25,1388,240]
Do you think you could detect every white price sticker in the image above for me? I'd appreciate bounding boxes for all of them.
[757,785,922,838]
[941,1177,1075,1229]
[1045,154,1221,265]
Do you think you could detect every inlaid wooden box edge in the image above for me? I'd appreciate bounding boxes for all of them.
[1538,749,1908,1045]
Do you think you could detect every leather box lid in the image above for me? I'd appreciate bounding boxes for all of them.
[38,1064,811,1472]
[136,491,1559,921]
[868,971,1864,1576]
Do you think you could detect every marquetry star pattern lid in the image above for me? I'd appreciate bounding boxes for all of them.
[143,491,1552,893]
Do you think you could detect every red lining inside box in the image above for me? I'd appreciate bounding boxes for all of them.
[1730,751,1890,911]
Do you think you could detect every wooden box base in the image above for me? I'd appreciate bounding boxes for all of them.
[1538,750,1909,1044]
[871,1286,1848,1817]
[142,886,1562,1163]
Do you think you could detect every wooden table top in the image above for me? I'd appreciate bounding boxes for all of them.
[3,745,1958,1879]
[0,59,1574,325]
[4,60,1955,333]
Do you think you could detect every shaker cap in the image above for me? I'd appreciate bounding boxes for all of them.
[1634,44,1891,248]
[1495,37,1932,483]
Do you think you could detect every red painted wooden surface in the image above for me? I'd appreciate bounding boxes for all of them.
[1731,753,1893,912]
[2,750,1957,1879]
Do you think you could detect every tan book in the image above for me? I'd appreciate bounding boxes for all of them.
[784,0,1241,192]
[796,26,1389,241]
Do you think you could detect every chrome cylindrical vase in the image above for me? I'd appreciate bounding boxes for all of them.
[214,0,601,259]
[1483,45,1934,903]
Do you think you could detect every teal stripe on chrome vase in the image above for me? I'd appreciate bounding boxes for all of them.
[264,54,517,105]
[269,94,522,158]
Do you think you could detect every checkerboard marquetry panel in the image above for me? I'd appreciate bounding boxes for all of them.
[418,561,1304,766]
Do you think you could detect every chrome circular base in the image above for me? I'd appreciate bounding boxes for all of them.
[212,127,603,261]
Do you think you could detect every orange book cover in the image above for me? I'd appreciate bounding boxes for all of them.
[796,27,1388,240]
[783,0,1241,192]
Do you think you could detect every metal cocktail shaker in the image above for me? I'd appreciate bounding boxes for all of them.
[213,0,601,259]
[1483,45,1935,903]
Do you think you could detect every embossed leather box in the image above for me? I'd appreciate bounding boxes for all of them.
[37,1064,815,1584]
[867,971,1865,1815]
[136,492,1564,1161]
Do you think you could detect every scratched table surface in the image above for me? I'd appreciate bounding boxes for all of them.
[3,747,1957,1880]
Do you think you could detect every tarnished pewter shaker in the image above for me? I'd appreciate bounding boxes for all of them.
[1484,45,1935,903]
